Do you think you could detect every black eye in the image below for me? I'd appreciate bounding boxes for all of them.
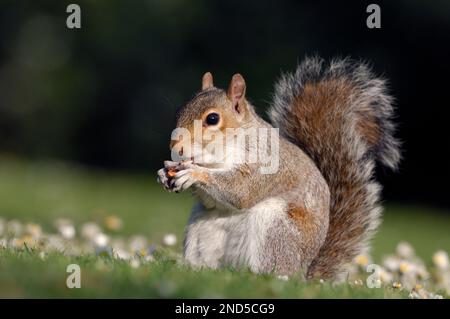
[205,112,220,125]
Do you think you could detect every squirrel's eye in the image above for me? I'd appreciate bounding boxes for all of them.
[205,112,220,126]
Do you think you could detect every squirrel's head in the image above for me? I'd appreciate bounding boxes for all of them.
[171,72,256,166]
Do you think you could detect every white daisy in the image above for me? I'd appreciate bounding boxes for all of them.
[80,222,102,240]
[163,233,177,246]
[396,242,415,259]
[432,251,449,270]
[93,233,109,247]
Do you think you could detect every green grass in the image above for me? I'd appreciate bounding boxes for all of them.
[0,158,449,298]
[0,249,408,298]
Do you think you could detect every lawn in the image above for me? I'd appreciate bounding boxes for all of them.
[0,158,449,298]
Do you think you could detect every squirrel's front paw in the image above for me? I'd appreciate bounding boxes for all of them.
[157,160,205,193]
[169,161,205,193]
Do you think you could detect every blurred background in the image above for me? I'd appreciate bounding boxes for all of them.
[0,0,449,248]
[1,0,450,206]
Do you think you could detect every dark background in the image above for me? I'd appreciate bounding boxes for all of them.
[0,0,449,208]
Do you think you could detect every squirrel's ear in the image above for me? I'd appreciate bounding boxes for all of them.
[227,74,246,114]
[202,72,214,90]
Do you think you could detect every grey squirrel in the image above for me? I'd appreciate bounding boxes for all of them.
[157,57,400,280]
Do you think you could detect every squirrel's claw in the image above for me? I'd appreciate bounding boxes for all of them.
[170,168,196,192]
[157,167,171,190]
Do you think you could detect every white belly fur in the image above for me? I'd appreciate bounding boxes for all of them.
[183,196,289,273]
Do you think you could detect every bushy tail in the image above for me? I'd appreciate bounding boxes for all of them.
[269,57,401,279]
